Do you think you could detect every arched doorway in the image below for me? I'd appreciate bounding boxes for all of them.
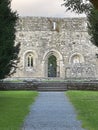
[42,49,64,78]
[48,55,57,77]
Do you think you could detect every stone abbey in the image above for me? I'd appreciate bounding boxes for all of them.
[13,17,98,79]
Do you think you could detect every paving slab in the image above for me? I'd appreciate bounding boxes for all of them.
[22,92,86,130]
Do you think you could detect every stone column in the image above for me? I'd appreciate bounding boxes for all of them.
[59,60,65,78]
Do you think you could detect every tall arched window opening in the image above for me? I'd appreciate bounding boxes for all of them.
[25,53,33,68]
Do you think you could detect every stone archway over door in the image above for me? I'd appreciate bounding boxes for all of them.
[42,49,64,78]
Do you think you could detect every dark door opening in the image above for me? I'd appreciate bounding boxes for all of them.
[48,55,57,77]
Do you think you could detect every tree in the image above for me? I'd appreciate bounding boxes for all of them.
[62,0,92,14]
[62,0,98,47]
[90,0,98,9]
[88,8,98,47]
[0,0,20,79]
[62,0,98,13]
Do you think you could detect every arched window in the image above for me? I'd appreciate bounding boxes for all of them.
[26,53,33,67]
[72,55,80,63]
[70,54,84,64]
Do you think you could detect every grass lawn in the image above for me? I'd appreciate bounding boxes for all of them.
[66,91,98,130]
[0,91,38,130]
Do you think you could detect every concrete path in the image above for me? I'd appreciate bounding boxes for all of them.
[22,92,86,130]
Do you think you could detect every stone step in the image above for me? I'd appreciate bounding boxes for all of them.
[38,89,67,91]
[37,82,67,91]
[38,88,67,91]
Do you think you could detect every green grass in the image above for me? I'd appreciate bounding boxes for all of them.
[3,79,23,83]
[66,91,98,130]
[0,91,38,130]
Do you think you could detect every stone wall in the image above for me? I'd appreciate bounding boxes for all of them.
[12,16,98,79]
[0,81,98,91]
[0,82,37,90]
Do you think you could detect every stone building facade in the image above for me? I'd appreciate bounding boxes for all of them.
[13,16,98,79]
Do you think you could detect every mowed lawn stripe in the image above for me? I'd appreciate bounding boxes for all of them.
[66,91,98,130]
[0,91,38,130]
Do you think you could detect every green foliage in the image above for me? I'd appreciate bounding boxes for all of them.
[62,0,92,14]
[0,91,38,130]
[66,91,98,130]
[0,0,20,79]
[62,0,98,49]
[88,8,98,47]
